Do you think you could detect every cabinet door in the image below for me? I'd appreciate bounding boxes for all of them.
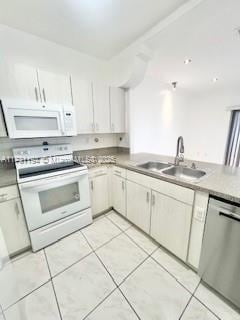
[126,180,151,233]
[92,82,110,133]
[112,175,126,216]
[2,64,40,104]
[0,198,30,256]
[90,175,109,217]
[38,70,72,105]
[150,191,192,261]
[110,87,125,133]
[71,77,94,133]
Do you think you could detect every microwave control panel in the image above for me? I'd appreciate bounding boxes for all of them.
[63,107,76,135]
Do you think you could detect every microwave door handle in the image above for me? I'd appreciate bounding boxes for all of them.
[19,170,87,190]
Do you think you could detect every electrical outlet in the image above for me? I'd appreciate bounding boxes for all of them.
[194,206,206,222]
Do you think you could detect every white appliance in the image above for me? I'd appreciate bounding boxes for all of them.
[14,144,92,251]
[2,101,76,138]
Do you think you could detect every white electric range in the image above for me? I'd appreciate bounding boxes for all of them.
[13,144,92,252]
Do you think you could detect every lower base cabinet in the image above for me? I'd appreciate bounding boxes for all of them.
[0,195,30,256]
[126,180,151,233]
[112,174,126,216]
[150,191,193,261]
[89,173,109,217]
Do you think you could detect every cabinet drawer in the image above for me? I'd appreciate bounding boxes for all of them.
[126,170,152,188]
[113,166,126,178]
[89,166,108,178]
[150,179,194,206]
[0,185,19,203]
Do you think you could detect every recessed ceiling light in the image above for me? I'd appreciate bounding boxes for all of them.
[212,77,219,82]
[184,59,192,65]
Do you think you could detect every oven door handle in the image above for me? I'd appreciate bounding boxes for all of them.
[19,170,88,190]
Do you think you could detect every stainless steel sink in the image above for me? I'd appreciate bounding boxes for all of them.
[162,166,206,182]
[137,161,172,172]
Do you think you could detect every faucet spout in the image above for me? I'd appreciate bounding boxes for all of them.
[175,136,185,166]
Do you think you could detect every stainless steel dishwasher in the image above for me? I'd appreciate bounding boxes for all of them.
[199,197,240,309]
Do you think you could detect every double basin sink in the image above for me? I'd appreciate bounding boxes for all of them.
[137,161,207,183]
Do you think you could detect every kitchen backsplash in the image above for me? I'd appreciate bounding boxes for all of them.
[0,133,129,158]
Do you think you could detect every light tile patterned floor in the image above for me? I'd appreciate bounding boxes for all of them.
[1,210,240,320]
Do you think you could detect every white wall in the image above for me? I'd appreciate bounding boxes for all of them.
[0,24,107,80]
[130,75,239,164]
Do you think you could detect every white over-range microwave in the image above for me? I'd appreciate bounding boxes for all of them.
[1,101,77,138]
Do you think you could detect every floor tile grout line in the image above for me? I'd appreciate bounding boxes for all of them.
[43,250,63,320]
[122,228,160,256]
[104,211,133,232]
[3,279,52,312]
[193,293,222,320]
[50,251,93,279]
[149,255,199,296]
[82,287,118,320]
[118,286,142,320]
[93,248,143,320]
[81,230,142,320]
[178,294,194,319]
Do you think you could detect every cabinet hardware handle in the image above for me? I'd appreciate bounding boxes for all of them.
[146,192,150,203]
[15,202,20,216]
[34,87,39,102]
[122,181,125,191]
[114,170,121,175]
[42,88,46,102]
[90,181,94,190]
[152,194,155,206]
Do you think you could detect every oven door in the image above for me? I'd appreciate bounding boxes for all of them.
[19,171,90,231]
[3,105,64,138]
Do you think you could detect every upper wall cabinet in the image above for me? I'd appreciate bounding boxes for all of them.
[37,69,72,106]
[71,76,94,134]
[110,87,126,133]
[0,63,72,106]
[92,82,111,133]
[1,64,40,104]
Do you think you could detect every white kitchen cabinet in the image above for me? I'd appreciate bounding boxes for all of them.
[0,186,30,256]
[92,82,110,133]
[89,168,109,217]
[37,69,72,105]
[71,76,94,133]
[4,64,40,104]
[150,191,192,261]
[110,87,125,133]
[112,174,126,216]
[126,180,151,233]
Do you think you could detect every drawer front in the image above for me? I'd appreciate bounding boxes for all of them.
[89,166,108,178]
[150,178,194,205]
[0,185,19,202]
[113,166,126,178]
[126,169,194,205]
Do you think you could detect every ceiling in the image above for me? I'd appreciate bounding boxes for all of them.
[0,0,188,59]
[145,0,240,93]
